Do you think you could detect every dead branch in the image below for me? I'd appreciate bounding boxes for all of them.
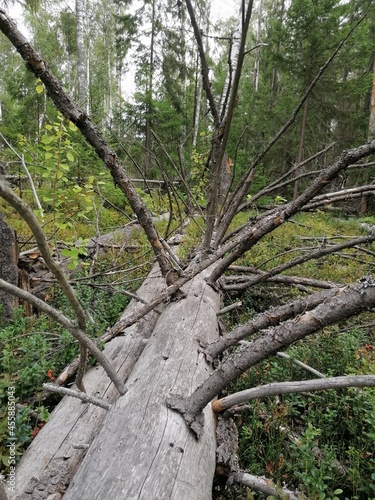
[0,179,91,392]
[212,375,375,413]
[238,343,327,378]
[0,132,44,217]
[303,184,375,211]
[238,143,335,212]
[204,286,339,361]
[151,129,205,220]
[0,278,126,395]
[276,351,326,378]
[217,301,242,316]
[43,384,111,410]
[223,234,375,288]
[167,277,375,434]
[202,1,254,250]
[215,17,365,245]
[223,276,336,291]
[225,266,338,290]
[232,471,304,500]
[184,0,219,126]
[210,210,375,284]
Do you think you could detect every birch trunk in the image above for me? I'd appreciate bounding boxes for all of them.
[76,0,88,113]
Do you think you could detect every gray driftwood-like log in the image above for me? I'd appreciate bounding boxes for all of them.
[62,271,220,500]
[11,264,166,500]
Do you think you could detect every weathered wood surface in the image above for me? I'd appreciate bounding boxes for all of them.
[63,271,220,500]
[0,213,19,320]
[11,264,166,500]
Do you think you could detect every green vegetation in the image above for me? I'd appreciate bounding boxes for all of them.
[1,0,375,497]
[216,211,375,499]
[0,242,151,473]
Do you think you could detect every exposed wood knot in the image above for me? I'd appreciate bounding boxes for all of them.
[166,394,205,439]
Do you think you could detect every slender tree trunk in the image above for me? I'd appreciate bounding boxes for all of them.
[270,0,285,95]
[368,59,375,140]
[144,0,155,175]
[76,0,88,114]
[360,57,375,213]
[253,0,263,92]
[192,53,202,148]
[293,98,308,199]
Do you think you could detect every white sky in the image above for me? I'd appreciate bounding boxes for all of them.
[212,0,238,20]
[5,0,239,99]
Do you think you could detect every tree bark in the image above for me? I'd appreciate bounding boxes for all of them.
[75,0,88,113]
[11,264,166,500]
[0,213,18,321]
[62,271,220,500]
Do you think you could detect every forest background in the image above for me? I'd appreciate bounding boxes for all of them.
[0,0,375,498]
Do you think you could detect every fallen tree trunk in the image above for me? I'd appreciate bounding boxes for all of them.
[62,270,220,499]
[11,263,166,500]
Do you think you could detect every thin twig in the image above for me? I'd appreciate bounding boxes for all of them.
[0,132,44,218]
[43,383,111,410]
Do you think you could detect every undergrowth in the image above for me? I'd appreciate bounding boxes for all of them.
[217,212,375,499]
[1,200,375,498]
[0,241,151,476]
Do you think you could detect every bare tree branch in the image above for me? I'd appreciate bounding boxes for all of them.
[212,375,375,413]
[221,234,375,291]
[214,17,366,246]
[232,471,304,500]
[238,143,335,212]
[184,0,219,125]
[208,138,375,283]
[167,277,375,435]
[276,351,326,378]
[0,277,126,395]
[0,132,44,217]
[224,268,338,290]
[204,286,339,361]
[0,179,90,391]
[43,384,111,410]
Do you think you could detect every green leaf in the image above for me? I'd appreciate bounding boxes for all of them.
[66,152,75,162]
[41,135,52,145]
[36,84,44,94]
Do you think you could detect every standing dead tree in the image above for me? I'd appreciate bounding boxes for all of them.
[1,2,375,498]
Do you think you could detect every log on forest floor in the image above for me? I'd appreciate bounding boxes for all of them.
[62,270,220,500]
[11,264,166,500]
